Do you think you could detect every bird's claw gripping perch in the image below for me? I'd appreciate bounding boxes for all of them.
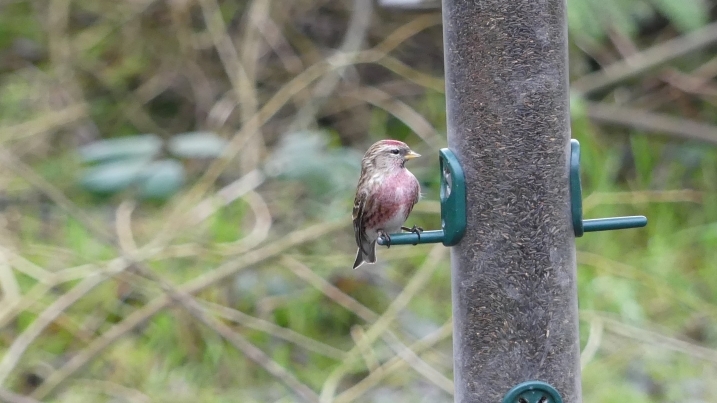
[379,231,392,248]
[401,225,424,245]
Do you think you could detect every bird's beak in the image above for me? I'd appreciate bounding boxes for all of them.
[405,150,421,160]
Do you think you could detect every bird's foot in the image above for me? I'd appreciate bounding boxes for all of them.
[401,225,424,245]
[379,230,391,248]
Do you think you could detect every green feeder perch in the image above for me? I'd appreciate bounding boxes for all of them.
[377,148,466,247]
[570,139,648,237]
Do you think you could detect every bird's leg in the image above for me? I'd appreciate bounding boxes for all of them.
[401,225,424,245]
[378,230,391,248]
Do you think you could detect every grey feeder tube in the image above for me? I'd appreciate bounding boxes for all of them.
[441,0,581,402]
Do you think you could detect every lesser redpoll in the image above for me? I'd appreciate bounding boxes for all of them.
[352,139,422,269]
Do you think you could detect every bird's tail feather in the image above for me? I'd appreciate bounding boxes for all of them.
[352,241,377,269]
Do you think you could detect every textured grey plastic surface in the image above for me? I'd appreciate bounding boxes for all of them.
[441,0,582,402]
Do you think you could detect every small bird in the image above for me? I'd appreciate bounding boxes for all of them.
[352,139,422,269]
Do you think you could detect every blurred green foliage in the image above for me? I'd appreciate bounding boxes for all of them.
[568,0,708,41]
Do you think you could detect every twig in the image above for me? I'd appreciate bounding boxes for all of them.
[660,69,717,97]
[580,318,603,369]
[169,168,271,255]
[0,272,112,384]
[112,198,319,401]
[377,330,454,395]
[377,56,444,93]
[283,256,454,386]
[319,245,448,403]
[577,252,717,319]
[334,320,453,403]
[81,66,169,137]
[187,169,271,256]
[4,13,444,399]
[581,311,717,364]
[0,150,115,243]
[290,0,374,131]
[236,0,269,173]
[31,220,345,400]
[2,138,335,398]
[630,54,717,110]
[217,191,273,255]
[189,169,265,223]
[148,16,444,251]
[582,101,717,145]
[572,21,717,95]
[129,266,320,403]
[344,86,442,147]
[202,300,347,360]
[197,0,253,108]
[319,80,428,120]
[0,195,148,373]
[0,281,53,330]
[350,326,380,373]
[46,0,95,140]
[255,14,304,74]
[3,250,52,283]
[0,250,20,311]
[373,13,442,55]
[0,104,88,143]
[0,257,153,331]
[116,200,139,254]
[72,379,150,403]
[282,257,377,322]
[198,0,267,174]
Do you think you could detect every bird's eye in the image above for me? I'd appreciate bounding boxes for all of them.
[390,149,400,155]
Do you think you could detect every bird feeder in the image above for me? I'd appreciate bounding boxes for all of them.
[377,139,647,247]
[373,0,649,402]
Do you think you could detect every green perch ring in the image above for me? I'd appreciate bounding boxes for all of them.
[377,148,466,247]
[570,139,647,237]
[502,381,564,403]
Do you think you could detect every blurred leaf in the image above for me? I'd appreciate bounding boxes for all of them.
[606,0,646,37]
[574,0,604,40]
[264,130,362,196]
[138,159,185,199]
[168,131,228,159]
[79,134,162,163]
[567,0,707,41]
[79,158,151,194]
[568,0,640,40]
[648,0,708,32]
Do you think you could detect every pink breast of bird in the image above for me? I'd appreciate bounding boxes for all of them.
[365,170,419,233]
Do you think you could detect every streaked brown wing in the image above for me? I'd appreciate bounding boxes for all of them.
[352,190,369,250]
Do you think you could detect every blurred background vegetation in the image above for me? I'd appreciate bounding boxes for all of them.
[0,0,715,402]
